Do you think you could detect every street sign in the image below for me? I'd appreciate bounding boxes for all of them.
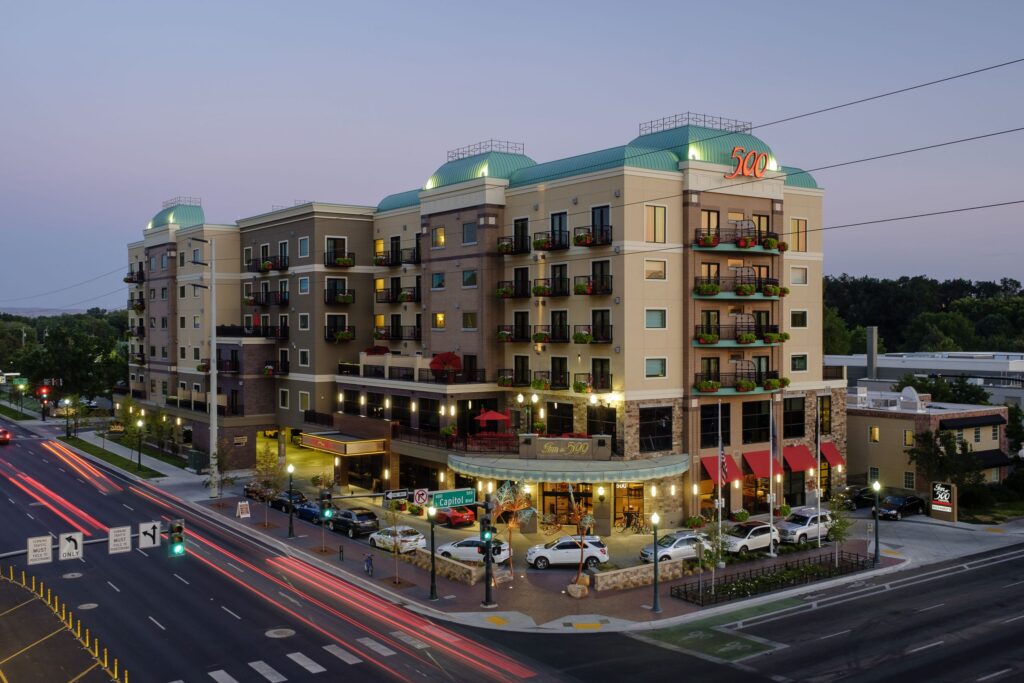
[383,488,409,501]
[108,526,131,554]
[59,532,83,561]
[27,536,52,565]
[13,377,27,387]
[431,488,476,508]
[413,488,428,506]
[237,501,251,519]
[139,521,161,549]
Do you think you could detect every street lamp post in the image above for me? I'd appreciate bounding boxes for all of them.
[135,418,144,470]
[872,479,881,566]
[651,512,662,614]
[427,505,438,601]
[287,464,295,539]
[62,399,71,438]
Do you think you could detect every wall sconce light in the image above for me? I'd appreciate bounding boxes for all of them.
[162,415,167,422]
[129,406,133,414]
[487,481,494,494]
[411,401,417,412]
[140,409,145,417]
[670,484,677,496]
[733,479,740,489]
[439,471,446,483]
[837,464,843,473]
[597,486,606,503]
[440,405,446,416]
[338,392,344,402]
[467,400,472,410]
[383,468,390,481]
[571,197,578,205]
[450,404,456,417]
[523,483,531,494]
[589,394,598,405]
[334,456,340,467]
[384,398,391,409]
[530,393,538,404]
[175,417,181,426]
[650,485,657,498]
[776,473,782,483]
[516,393,524,405]
[614,346,621,354]
[359,395,365,405]
[692,483,699,496]
[539,407,545,419]
[477,480,483,492]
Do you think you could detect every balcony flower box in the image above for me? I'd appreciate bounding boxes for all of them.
[532,284,552,296]
[533,238,552,250]
[697,332,720,345]
[532,420,546,433]
[762,378,782,391]
[735,379,757,392]
[778,241,789,252]
[697,234,719,248]
[497,242,513,254]
[762,237,779,250]
[397,291,412,303]
[696,380,721,393]
[780,286,790,297]
[335,256,354,267]
[780,332,791,341]
[761,284,781,297]
[695,282,721,296]
[334,330,355,342]
[196,363,209,373]
[734,283,756,296]
[734,236,757,248]
[762,332,782,344]
[335,293,354,304]
[572,380,592,394]
[532,332,550,343]
[574,233,594,246]
[497,375,513,387]
[372,330,388,340]
[572,331,593,344]
[132,301,145,312]
[243,295,255,305]
[530,379,550,391]
[373,255,388,266]
[573,282,594,295]
[781,377,791,388]
[495,286,514,298]
[263,365,274,377]
[260,261,273,272]
[497,331,512,342]
[737,332,757,344]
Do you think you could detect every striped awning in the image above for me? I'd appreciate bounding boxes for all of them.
[447,453,690,484]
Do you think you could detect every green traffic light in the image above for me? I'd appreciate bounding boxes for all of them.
[171,543,185,555]
[323,509,334,519]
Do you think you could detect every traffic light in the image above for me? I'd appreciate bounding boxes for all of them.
[319,490,334,521]
[479,493,493,542]
[168,519,186,557]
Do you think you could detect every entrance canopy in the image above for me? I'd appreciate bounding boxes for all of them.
[700,455,742,484]
[448,453,689,484]
[819,441,846,468]
[783,444,817,472]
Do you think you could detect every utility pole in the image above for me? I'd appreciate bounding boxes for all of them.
[191,237,220,497]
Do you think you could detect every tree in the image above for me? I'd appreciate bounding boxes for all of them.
[894,374,990,405]
[254,439,285,528]
[1006,403,1024,455]
[822,306,852,354]
[906,430,983,489]
[827,491,855,568]
[493,481,536,579]
[904,312,976,352]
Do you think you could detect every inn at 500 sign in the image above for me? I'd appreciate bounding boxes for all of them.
[724,146,771,179]
[932,482,953,513]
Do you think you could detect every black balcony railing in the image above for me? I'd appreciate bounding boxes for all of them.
[693,225,780,248]
[375,288,398,304]
[397,286,420,303]
[573,372,613,393]
[123,270,144,284]
[693,276,781,296]
[496,325,531,343]
[132,326,146,338]
[416,368,487,384]
[216,359,239,373]
[573,275,613,296]
[495,368,530,387]
[495,280,531,299]
[531,324,569,344]
[393,425,520,454]
[388,367,415,381]
[324,250,356,267]
[551,371,570,389]
[325,288,355,305]
[372,326,421,342]
[263,359,290,375]
[694,371,780,390]
[214,325,289,340]
[246,255,289,273]
[573,225,613,247]
[497,235,531,255]
[132,353,146,365]
[531,277,570,297]
[338,362,360,376]
[130,389,146,399]
[325,325,356,343]
[400,247,420,265]
[364,365,385,379]
[249,291,289,307]
[128,298,145,311]
[532,231,570,251]
[572,324,613,344]
[372,252,399,267]
[694,324,780,342]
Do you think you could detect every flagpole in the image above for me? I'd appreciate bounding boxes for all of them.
[816,397,822,547]
[717,399,724,570]
[767,399,776,557]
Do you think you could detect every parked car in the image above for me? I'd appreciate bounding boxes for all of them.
[330,507,380,538]
[838,486,876,510]
[269,490,307,513]
[368,526,426,553]
[723,521,780,554]
[0,428,10,445]
[640,531,710,563]
[434,538,510,564]
[778,508,833,544]
[243,481,273,501]
[294,500,338,524]
[874,495,927,520]
[433,506,475,527]
[526,535,609,570]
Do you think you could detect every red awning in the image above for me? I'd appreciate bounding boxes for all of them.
[820,441,846,468]
[783,444,818,472]
[742,450,779,479]
[701,455,742,484]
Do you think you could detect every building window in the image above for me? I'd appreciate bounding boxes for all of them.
[179,285,186,299]
[783,397,805,439]
[462,270,477,287]
[432,227,445,248]
[973,427,981,443]
[193,347,200,360]
[645,309,667,329]
[992,425,1000,441]
[791,310,808,328]
[462,312,477,330]
[644,205,666,243]
[431,273,445,290]
[790,218,808,252]
[193,316,200,329]
[192,248,200,263]
[645,358,667,378]
[298,236,309,258]
[179,316,185,329]
[639,406,672,453]
[160,317,168,329]
[178,252,185,267]
[818,395,832,434]
[149,317,155,328]
[160,347,167,358]
[869,466,880,482]
[644,260,666,280]
[179,347,186,359]
[904,471,915,490]
[299,313,309,331]
[279,389,289,409]
[299,349,310,367]
[299,391,310,412]
[462,222,477,244]
[149,256,156,271]
[161,254,168,269]
[791,354,808,372]
[298,277,309,294]
[701,209,720,234]
[742,400,771,445]
[956,429,965,444]
[869,426,880,443]
[699,404,730,448]
[432,313,445,329]
[904,430,915,447]
[149,288,156,300]
[791,267,808,285]
[161,381,167,395]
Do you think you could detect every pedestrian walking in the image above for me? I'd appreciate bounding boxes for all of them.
[364,552,374,577]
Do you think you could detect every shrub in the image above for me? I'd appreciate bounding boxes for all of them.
[734,283,756,296]
[408,503,423,516]
[780,286,791,297]
[574,233,594,246]
[695,282,721,296]
[573,331,594,344]
[497,330,512,341]
[736,379,757,392]
[780,377,792,387]
[696,380,721,393]
[532,285,552,296]
[761,284,781,297]
[497,242,513,254]
[734,236,757,248]
[336,293,354,304]
[497,375,513,387]
[731,509,750,522]
[737,332,757,344]
[495,286,513,298]
[440,425,458,437]
[762,237,779,250]
[778,241,789,252]
[334,330,354,342]
[574,282,593,295]
[533,238,552,250]
[530,378,550,390]
[762,378,782,391]
[335,257,354,267]
[763,332,781,343]
[364,345,389,355]
[959,483,996,509]
[532,332,550,343]
[698,234,719,247]
[572,380,591,394]
[697,333,719,344]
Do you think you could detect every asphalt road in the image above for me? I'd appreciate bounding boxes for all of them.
[0,421,564,683]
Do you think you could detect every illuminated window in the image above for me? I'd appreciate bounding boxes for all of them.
[700,209,719,234]
[644,205,666,243]
[790,218,808,252]
[903,430,914,447]
[432,227,445,248]
[374,278,385,292]
[374,313,385,327]
[432,313,445,329]
[644,260,666,280]
[869,426,880,443]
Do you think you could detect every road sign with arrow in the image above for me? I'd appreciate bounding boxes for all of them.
[59,532,83,560]
[139,521,161,549]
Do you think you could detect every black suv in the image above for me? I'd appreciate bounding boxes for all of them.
[243,481,274,501]
[330,507,380,538]
[269,490,307,513]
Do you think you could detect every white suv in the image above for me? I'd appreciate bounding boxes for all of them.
[723,521,780,554]
[777,509,833,545]
[526,535,609,570]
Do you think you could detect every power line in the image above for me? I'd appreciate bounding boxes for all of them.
[0,265,126,302]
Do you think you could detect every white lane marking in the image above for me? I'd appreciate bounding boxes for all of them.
[1001,580,1024,588]
[148,616,166,631]
[221,606,242,620]
[107,581,120,593]
[77,478,85,484]
[907,640,944,654]
[916,603,945,613]
[122,503,134,511]
[248,661,286,682]
[58,468,66,473]
[287,652,326,673]
[1002,614,1024,624]
[978,669,1013,682]
[48,532,56,540]
[208,671,239,683]
[25,513,34,520]
[390,630,430,649]
[136,548,148,557]
[323,644,362,665]
[227,562,245,573]
[174,574,190,585]
[41,459,48,463]
[819,629,850,640]
[7,498,14,504]
[278,591,301,606]
[357,637,396,657]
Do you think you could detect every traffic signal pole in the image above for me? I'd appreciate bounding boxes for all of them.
[481,493,496,608]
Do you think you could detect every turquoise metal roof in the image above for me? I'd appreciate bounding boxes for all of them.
[448,452,690,484]
[781,165,819,189]
[424,152,536,191]
[508,145,679,187]
[629,124,777,169]
[376,188,421,213]
[148,204,204,230]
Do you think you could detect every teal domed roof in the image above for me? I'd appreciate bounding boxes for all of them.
[509,145,679,188]
[780,165,819,189]
[424,152,536,191]
[377,188,421,213]
[628,125,778,171]
[148,204,205,230]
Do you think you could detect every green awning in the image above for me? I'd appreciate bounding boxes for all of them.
[447,453,690,484]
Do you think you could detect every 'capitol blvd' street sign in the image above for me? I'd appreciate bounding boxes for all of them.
[431,488,476,508]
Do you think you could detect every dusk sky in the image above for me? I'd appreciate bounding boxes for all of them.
[2,1,1022,311]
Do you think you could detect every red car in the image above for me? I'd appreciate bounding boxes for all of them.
[434,506,475,527]
[0,428,10,445]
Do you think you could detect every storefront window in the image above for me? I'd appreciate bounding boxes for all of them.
[784,469,805,507]
[818,395,832,434]
[742,400,771,444]
[700,404,730,448]
[419,398,439,431]
[546,402,574,435]
[587,406,617,454]
[342,392,360,415]
[742,474,770,514]
[698,470,716,517]
[541,483,593,524]
[819,460,832,500]
[391,395,411,427]
[613,483,645,527]
[638,406,672,452]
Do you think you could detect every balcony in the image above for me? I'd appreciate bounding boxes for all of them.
[304,410,335,427]
[215,325,290,340]
[693,324,782,346]
[573,275,613,296]
[416,368,488,384]
[532,231,570,251]
[375,288,398,304]
[263,359,290,376]
[247,291,290,307]
[363,364,385,379]
[123,270,144,284]
[324,250,356,268]
[496,325,531,343]
[216,359,239,373]
[338,362,360,376]
[397,286,420,303]
[497,235,531,255]
[132,352,146,365]
[693,225,781,252]
[400,247,420,265]
[693,276,781,299]
[388,366,415,381]
[573,372,613,394]
[325,288,355,305]
[372,251,400,267]
[573,225,613,247]
[532,370,569,391]
[393,425,520,454]
[572,324,613,344]
[532,278,570,297]
[131,326,146,339]
[694,371,782,395]
[495,280,531,299]
[325,325,356,343]
[246,255,290,273]
[372,326,421,342]
[128,298,145,312]
[535,324,569,344]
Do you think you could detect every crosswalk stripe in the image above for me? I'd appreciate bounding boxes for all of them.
[287,652,326,674]
[390,630,430,649]
[323,644,363,665]
[357,637,396,657]
[208,671,240,683]
[249,661,287,682]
